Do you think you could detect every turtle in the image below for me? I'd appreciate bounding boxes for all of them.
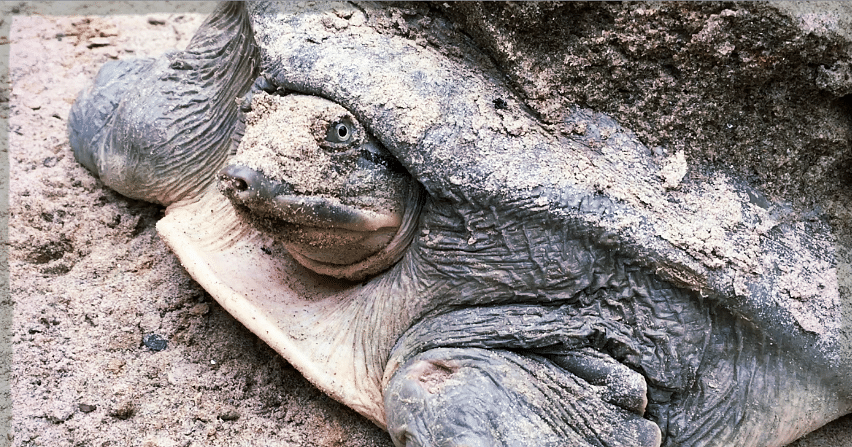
[67,2,852,446]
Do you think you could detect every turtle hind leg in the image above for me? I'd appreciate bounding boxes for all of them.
[384,347,661,447]
[68,2,259,206]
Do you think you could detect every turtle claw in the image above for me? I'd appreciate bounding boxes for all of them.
[551,348,649,415]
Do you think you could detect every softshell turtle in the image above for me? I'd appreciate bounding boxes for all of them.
[68,2,852,446]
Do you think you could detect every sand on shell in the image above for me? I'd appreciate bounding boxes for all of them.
[3,2,851,446]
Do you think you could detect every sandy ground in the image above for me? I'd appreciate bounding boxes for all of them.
[3,2,852,446]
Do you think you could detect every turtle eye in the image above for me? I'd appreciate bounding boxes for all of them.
[326,121,353,144]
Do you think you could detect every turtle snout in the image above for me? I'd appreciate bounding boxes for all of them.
[218,165,293,203]
[219,165,259,196]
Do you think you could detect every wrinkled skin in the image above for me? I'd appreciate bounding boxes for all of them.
[68,2,852,446]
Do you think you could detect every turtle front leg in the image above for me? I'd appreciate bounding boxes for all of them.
[68,2,259,206]
[384,347,661,447]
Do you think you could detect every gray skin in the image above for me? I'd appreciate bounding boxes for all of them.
[68,2,852,446]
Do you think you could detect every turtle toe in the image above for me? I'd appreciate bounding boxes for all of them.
[616,416,662,447]
[551,348,649,415]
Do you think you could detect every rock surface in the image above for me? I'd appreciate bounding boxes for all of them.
[5,2,851,446]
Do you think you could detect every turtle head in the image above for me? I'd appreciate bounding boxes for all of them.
[218,92,423,281]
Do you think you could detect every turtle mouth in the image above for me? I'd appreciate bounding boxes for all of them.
[218,164,425,279]
[219,168,403,265]
[219,165,402,231]
[241,192,402,233]
[229,200,401,266]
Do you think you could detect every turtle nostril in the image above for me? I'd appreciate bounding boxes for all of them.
[218,165,295,200]
[218,165,260,195]
[231,177,249,192]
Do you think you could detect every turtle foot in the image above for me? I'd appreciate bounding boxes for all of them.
[385,347,661,447]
